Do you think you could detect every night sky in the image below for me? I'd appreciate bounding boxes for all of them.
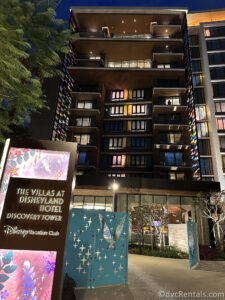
[56,0,225,21]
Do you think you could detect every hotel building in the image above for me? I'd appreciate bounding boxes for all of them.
[188,10,225,190]
[51,7,220,248]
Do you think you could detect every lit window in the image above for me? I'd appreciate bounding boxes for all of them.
[217,118,225,130]
[196,106,206,120]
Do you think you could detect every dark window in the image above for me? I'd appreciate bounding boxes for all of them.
[160,152,183,166]
[222,156,225,170]
[104,121,123,132]
[198,140,211,155]
[208,52,225,65]
[189,35,199,45]
[210,67,225,80]
[219,136,225,149]
[131,137,145,149]
[192,60,201,72]
[190,47,200,58]
[130,155,146,166]
[213,82,225,97]
[200,158,213,175]
[160,171,185,180]
[194,88,205,104]
[207,39,225,51]
[78,152,86,165]
[158,114,181,124]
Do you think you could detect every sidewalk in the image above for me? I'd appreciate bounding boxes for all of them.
[74,254,225,300]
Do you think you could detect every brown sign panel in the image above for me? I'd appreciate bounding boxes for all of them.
[0,138,76,300]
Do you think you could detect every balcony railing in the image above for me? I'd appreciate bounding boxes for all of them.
[107,59,152,69]
[153,47,183,54]
[72,86,101,94]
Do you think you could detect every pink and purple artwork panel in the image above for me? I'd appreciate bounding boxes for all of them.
[0,249,56,300]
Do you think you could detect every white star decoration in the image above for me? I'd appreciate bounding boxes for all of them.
[83,215,87,220]
[80,244,86,252]
[81,257,87,264]
[87,218,92,225]
[76,264,83,273]
[85,249,91,258]
[95,250,101,257]
[98,265,104,272]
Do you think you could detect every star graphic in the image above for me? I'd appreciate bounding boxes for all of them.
[81,257,87,264]
[76,264,83,273]
[41,275,45,281]
[95,250,101,256]
[118,264,123,271]
[80,244,86,252]
[43,260,55,274]
[104,255,107,260]
[98,265,104,272]
[88,244,92,249]
[83,215,87,220]
[87,218,92,225]
[112,260,116,265]
[85,249,91,258]
[73,243,78,248]
[65,260,69,267]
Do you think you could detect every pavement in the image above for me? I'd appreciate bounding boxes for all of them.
[74,254,225,300]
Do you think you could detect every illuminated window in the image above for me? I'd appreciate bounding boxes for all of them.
[110,105,124,115]
[74,134,90,145]
[204,28,210,37]
[197,122,208,137]
[132,104,146,115]
[217,118,225,130]
[215,102,225,113]
[77,101,93,109]
[192,74,203,87]
[111,90,124,100]
[157,64,170,69]
[195,106,206,120]
[76,117,91,127]
[160,152,183,166]
[112,155,122,167]
[109,138,122,149]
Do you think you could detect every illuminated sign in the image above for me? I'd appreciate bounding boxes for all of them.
[0,138,76,300]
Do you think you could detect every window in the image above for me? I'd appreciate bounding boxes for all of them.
[111,90,124,100]
[222,156,225,170]
[207,39,225,51]
[109,137,122,149]
[208,53,225,65]
[131,120,146,131]
[110,105,124,115]
[74,134,90,145]
[189,35,199,45]
[112,155,122,167]
[210,67,225,80]
[131,137,145,149]
[204,26,225,38]
[219,136,225,149]
[77,101,93,109]
[192,74,203,87]
[105,121,123,132]
[158,97,180,105]
[217,118,225,130]
[200,158,213,175]
[132,89,144,99]
[160,172,185,180]
[192,60,201,73]
[194,88,205,104]
[78,152,86,165]
[157,63,170,69]
[195,106,206,120]
[76,117,91,127]
[168,133,181,144]
[215,102,225,113]
[198,140,211,155]
[197,122,208,137]
[213,83,225,98]
[160,152,183,166]
[132,104,146,115]
[130,155,145,166]
[190,47,200,58]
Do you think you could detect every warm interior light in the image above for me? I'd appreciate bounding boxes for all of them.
[134,19,136,22]
[122,20,124,23]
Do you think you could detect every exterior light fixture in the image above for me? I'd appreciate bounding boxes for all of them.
[122,20,124,23]
[135,29,137,33]
[134,19,136,22]
[112,181,119,191]
[123,31,126,34]
[165,29,168,32]
[90,51,93,54]
[165,45,168,48]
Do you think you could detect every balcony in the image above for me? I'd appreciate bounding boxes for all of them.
[153,115,188,131]
[69,103,100,117]
[153,98,188,113]
[150,23,182,38]
[71,86,102,101]
[73,56,104,68]
[68,119,99,134]
[77,152,97,170]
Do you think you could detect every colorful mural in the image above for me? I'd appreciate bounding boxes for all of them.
[0,249,56,300]
[63,209,129,288]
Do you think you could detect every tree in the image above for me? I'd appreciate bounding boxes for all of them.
[153,205,168,250]
[0,0,73,141]
[197,192,225,251]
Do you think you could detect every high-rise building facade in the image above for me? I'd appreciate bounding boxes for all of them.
[188,10,225,190]
[51,7,220,247]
